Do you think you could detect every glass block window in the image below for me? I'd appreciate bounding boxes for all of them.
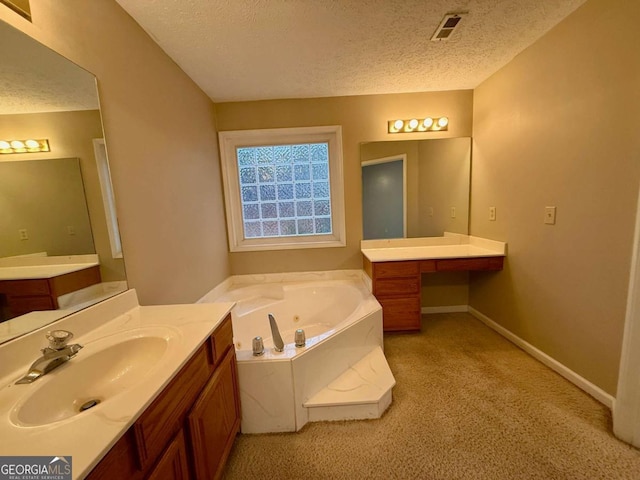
[219,126,345,252]
[237,143,332,238]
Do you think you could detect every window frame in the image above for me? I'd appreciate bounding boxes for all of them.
[218,125,346,252]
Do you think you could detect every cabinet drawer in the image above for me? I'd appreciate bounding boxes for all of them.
[420,260,436,272]
[209,314,233,367]
[374,277,420,296]
[7,295,55,312]
[134,344,211,470]
[0,279,50,296]
[373,261,419,278]
[378,296,421,332]
[436,257,492,271]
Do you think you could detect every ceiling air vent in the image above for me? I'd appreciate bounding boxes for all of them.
[431,12,467,42]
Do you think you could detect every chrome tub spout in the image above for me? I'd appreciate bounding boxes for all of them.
[268,313,284,352]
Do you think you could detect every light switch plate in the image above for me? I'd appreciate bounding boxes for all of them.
[450,206,456,218]
[544,206,557,225]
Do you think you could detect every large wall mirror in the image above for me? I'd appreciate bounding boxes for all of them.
[0,19,127,343]
[360,138,471,240]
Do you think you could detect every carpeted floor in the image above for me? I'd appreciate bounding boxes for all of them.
[222,313,640,479]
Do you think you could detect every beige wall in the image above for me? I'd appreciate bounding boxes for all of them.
[216,90,473,275]
[1,1,230,304]
[0,110,125,281]
[0,158,94,257]
[470,0,640,395]
[417,138,470,237]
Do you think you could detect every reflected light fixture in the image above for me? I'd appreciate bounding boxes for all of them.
[388,117,449,134]
[0,139,50,154]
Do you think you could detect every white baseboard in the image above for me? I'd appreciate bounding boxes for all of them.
[422,305,469,314]
[468,307,615,409]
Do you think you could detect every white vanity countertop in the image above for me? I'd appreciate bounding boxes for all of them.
[361,233,506,263]
[0,254,100,280]
[0,290,234,479]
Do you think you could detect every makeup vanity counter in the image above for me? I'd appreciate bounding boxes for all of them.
[362,234,506,332]
[0,290,239,480]
[0,255,101,317]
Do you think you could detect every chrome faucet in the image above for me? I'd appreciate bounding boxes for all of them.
[268,313,284,352]
[15,330,83,385]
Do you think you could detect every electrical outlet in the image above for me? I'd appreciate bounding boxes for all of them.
[429,207,434,217]
[489,206,496,221]
[450,206,456,218]
[544,206,557,225]
[18,229,28,240]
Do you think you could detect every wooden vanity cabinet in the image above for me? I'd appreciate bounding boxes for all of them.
[188,348,240,479]
[364,256,504,333]
[365,260,422,332]
[88,314,240,480]
[0,266,101,318]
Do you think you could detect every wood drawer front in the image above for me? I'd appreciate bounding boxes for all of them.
[436,257,503,272]
[50,265,101,297]
[209,314,233,367]
[0,279,50,296]
[420,260,436,272]
[373,261,419,278]
[375,277,419,296]
[379,296,421,332]
[7,295,55,313]
[134,343,211,470]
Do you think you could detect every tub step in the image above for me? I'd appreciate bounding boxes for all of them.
[303,346,395,422]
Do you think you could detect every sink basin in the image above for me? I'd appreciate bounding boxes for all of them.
[11,330,176,427]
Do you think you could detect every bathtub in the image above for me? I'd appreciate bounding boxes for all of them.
[201,270,385,433]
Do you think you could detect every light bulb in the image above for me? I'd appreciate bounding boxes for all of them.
[408,119,419,130]
[437,117,449,128]
[10,140,25,149]
[393,119,404,131]
[423,118,434,129]
[25,139,40,149]
[0,140,10,150]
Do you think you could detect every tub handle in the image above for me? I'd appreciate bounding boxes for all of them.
[252,336,265,356]
[268,313,285,352]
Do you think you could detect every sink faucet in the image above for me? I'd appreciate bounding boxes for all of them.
[15,330,83,385]
[268,314,284,352]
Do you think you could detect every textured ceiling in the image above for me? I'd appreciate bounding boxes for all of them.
[115,0,587,102]
[0,22,99,114]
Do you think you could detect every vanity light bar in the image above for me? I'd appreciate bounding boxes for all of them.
[388,117,449,134]
[0,139,50,154]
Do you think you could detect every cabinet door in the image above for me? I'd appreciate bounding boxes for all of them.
[146,430,190,480]
[187,348,240,480]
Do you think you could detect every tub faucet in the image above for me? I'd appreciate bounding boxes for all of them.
[268,313,284,352]
[15,330,83,385]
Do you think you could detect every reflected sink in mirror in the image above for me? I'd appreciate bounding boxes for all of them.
[10,327,178,427]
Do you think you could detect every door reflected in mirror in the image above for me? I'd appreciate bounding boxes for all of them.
[361,138,471,240]
[0,20,127,343]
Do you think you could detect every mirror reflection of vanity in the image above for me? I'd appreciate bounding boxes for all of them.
[360,138,506,332]
[0,20,127,342]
